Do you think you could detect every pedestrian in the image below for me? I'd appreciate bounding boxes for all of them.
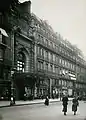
[44,96,49,106]
[24,93,26,101]
[10,94,14,106]
[72,95,79,115]
[13,95,15,104]
[62,94,68,115]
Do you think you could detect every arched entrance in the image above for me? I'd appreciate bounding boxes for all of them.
[15,51,26,100]
[14,48,35,100]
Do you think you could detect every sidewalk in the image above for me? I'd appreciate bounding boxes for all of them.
[0,98,73,108]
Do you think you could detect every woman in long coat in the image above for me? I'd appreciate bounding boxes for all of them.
[72,96,79,115]
[44,96,49,106]
[62,94,68,115]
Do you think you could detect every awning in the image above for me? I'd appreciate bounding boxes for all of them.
[0,28,8,37]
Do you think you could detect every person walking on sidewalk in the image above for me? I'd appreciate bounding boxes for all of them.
[72,95,79,115]
[44,96,49,106]
[62,94,68,115]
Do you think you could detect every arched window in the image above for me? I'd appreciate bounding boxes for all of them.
[17,52,25,73]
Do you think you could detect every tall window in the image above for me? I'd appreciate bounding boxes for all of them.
[53,54,55,62]
[50,64,53,72]
[45,63,48,71]
[45,39,48,46]
[0,34,2,43]
[40,62,43,70]
[45,51,48,59]
[50,53,53,61]
[17,52,25,73]
[0,48,3,61]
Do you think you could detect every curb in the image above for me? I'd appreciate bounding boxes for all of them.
[0,99,73,108]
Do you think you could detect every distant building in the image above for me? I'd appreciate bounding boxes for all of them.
[0,0,86,100]
[30,13,86,98]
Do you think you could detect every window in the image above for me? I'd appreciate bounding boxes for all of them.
[53,43,55,49]
[62,59,64,65]
[37,46,40,55]
[17,53,25,73]
[17,61,24,72]
[53,54,56,62]
[55,67,58,73]
[0,49,3,60]
[50,41,53,48]
[40,62,43,70]
[62,80,64,86]
[0,34,2,43]
[59,58,62,64]
[59,80,61,85]
[45,39,48,46]
[45,51,48,59]
[40,48,43,56]
[50,64,53,72]
[29,27,33,37]
[56,56,58,63]
[38,34,40,39]
[50,53,53,61]
[31,19,35,27]
[64,81,67,86]
[52,79,55,86]
[53,66,55,73]
[55,45,57,50]
[38,61,40,70]
[46,63,48,71]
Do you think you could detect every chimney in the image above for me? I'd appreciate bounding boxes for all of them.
[20,0,31,13]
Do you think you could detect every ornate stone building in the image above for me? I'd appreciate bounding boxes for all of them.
[0,0,18,100]
[0,0,86,100]
[30,13,86,99]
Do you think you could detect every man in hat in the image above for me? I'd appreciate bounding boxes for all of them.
[62,92,68,115]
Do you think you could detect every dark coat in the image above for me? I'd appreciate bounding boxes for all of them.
[44,97,49,106]
[62,96,68,112]
[62,96,68,105]
[72,98,79,112]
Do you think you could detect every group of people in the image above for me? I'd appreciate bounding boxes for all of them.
[44,94,79,116]
[62,94,79,115]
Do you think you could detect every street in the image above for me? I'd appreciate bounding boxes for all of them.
[0,101,86,120]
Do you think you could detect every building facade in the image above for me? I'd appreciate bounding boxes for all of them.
[0,0,86,100]
[30,13,86,98]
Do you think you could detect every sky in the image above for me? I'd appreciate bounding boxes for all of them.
[19,0,86,58]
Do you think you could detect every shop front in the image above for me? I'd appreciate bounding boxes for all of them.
[14,73,36,100]
[0,80,11,100]
[36,77,49,99]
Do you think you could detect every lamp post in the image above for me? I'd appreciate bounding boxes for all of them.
[10,67,16,105]
[10,26,20,105]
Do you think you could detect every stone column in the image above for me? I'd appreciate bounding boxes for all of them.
[10,31,15,67]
